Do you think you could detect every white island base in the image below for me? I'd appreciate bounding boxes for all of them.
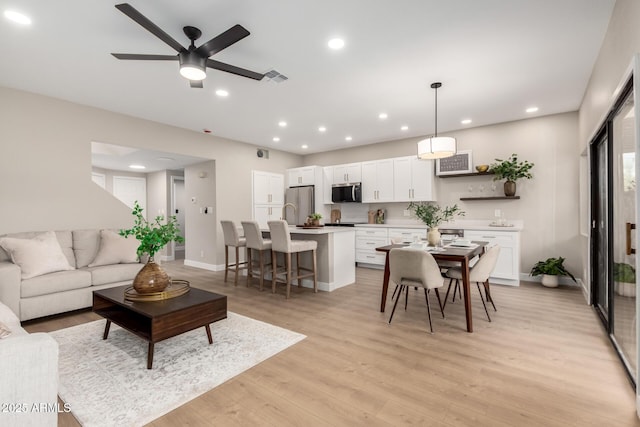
[262,227,355,292]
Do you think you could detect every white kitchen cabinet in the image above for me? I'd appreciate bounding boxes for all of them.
[323,166,333,204]
[464,229,520,285]
[287,166,316,187]
[393,156,436,202]
[252,170,284,228]
[333,163,362,184]
[388,227,427,244]
[361,159,394,203]
[355,227,388,266]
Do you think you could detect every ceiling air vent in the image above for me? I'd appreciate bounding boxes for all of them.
[264,69,288,83]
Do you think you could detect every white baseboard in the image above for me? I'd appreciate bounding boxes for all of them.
[183,259,222,271]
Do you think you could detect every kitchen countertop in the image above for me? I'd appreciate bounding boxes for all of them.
[354,220,523,232]
[261,226,356,235]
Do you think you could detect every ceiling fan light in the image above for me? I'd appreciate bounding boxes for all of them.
[417,136,457,159]
[179,51,206,81]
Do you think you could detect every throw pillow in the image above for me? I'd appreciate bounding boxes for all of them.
[88,230,139,267]
[0,231,75,279]
[0,321,11,339]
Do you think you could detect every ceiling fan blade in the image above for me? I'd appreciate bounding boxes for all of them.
[115,3,185,53]
[111,53,178,61]
[206,59,264,81]
[189,80,204,89]
[195,24,250,58]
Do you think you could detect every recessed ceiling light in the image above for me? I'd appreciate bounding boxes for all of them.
[328,38,345,50]
[272,137,280,142]
[318,126,326,133]
[526,107,539,113]
[401,125,409,131]
[129,164,146,170]
[378,113,388,120]
[301,144,309,149]
[345,136,352,141]
[4,10,31,25]
[461,119,472,125]
[156,157,175,162]
[215,89,229,97]
[278,121,287,127]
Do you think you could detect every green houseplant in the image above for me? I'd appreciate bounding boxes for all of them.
[614,262,636,297]
[490,153,534,196]
[407,202,465,245]
[530,257,576,288]
[306,213,323,226]
[120,201,184,294]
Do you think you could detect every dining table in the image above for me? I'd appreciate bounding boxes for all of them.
[375,241,488,333]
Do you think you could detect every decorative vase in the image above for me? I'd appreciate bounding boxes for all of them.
[614,281,636,297]
[541,274,559,288]
[504,180,516,197]
[133,259,170,294]
[427,227,441,246]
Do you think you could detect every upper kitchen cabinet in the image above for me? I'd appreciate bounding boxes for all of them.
[287,166,317,187]
[333,162,362,184]
[323,166,333,204]
[393,156,436,202]
[361,159,394,203]
[252,170,284,205]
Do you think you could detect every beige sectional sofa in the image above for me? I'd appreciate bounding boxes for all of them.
[0,229,144,321]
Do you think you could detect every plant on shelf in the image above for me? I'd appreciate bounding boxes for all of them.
[120,201,184,294]
[614,262,636,297]
[407,202,465,245]
[530,256,576,288]
[490,153,534,196]
[306,212,323,226]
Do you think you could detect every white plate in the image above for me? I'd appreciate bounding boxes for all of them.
[449,242,475,248]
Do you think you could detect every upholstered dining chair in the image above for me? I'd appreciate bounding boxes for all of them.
[388,248,445,333]
[444,245,501,321]
[268,220,317,299]
[220,220,248,285]
[241,220,272,291]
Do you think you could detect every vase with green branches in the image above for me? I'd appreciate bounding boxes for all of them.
[490,153,534,196]
[407,202,465,245]
[120,201,184,293]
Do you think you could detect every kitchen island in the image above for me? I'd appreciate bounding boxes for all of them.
[262,226,355,292]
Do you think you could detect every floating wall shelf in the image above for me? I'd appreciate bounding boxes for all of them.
[460,196,520,201]
[438,171,495,178]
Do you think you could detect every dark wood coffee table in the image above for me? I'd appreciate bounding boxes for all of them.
[92,285,227,369]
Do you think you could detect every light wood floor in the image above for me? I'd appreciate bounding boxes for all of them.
[24,262,640,426]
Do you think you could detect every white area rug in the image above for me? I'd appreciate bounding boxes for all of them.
[50,312,306,427]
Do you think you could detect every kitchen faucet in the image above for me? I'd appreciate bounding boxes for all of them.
[282,203,297,223]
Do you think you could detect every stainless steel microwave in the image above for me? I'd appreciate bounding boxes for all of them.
[331,183,362,203]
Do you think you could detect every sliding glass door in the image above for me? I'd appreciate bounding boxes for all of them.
[591,77,636,384]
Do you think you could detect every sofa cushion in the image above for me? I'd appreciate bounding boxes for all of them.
[85,263,144,287]
[72,229,101,268]
[88,230,139,267]
[0,301,26,337]
[0,231,75,279]
[21,270,92,298]
[0,230,75,267]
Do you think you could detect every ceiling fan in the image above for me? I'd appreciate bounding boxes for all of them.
[111,3,265,88]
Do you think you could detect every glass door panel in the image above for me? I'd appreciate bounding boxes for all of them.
[612,90,636,377]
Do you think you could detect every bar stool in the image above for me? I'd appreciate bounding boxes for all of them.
[241,220,272,291]
[220,220,248,285]
[267,220,317,299]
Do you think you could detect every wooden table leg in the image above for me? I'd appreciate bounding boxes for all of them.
[102,320,111,340]
[205,324,213,344]
[461,257,473,333]
[380,251,391,312]
[147,342,154,369]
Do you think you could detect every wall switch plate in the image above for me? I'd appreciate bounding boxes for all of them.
[199,207,203,214]
[200,250,204,258]
[494,209,501,218]
[403,209,411,217]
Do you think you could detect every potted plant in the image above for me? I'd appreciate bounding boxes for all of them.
[306,213,322,227]
[530,257,576,288]
[120,201,184,294]
[490,153,534,196]
[407,202,465,246]
[614,262,636,297]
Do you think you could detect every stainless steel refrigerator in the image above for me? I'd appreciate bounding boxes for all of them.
[284,185,314,225]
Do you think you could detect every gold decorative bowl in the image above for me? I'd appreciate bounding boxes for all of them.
[475,165,489,173]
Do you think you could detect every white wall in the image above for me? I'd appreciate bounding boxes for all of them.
[304,112,580,278]
[0,86,302,266]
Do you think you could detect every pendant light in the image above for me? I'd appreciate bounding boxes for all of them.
[417,82,457,159]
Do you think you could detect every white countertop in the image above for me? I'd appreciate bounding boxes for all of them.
[354,220,523,232]
[261,226,356,235]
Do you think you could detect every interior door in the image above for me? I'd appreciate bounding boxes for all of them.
[112,176,146,217]
[172,178,186,254]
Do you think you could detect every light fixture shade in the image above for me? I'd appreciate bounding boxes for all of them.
[417,136,457,159]
[179,51,206,81]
